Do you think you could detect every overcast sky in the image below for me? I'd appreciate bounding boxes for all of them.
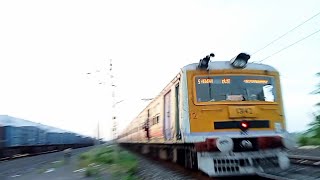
[0,0,319,140]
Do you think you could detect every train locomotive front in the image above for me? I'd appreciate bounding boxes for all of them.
[118,53,295,177]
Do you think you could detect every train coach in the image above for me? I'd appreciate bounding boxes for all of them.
[117,53,296,177]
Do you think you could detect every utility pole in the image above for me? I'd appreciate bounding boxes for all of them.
[86,71,102,145]
[97,121,100,145]
[110,59,117,142]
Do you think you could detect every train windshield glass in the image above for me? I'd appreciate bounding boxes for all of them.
[195,75,276,102]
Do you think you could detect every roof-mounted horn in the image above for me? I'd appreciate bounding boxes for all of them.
[198,53,215,70]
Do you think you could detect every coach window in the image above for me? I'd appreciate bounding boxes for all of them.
[152,115,159,125]
[153,117,155,124]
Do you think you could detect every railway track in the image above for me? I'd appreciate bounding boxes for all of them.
[128,148,272,180]
[0,146,95,179]
[0,150,60,161]
[0,144,96,162]
[257,155,320,180]
[288,155,320,166]
[124,146,320,180]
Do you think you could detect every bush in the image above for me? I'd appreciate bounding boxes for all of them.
[123,174,138,180]
[127,163,138,176]
[85,167,99,177]
[298,136,309,146]
[307,138,320,145]
[95,153,114,164]
[118,151,138,175]
[80,146,139,179]
[96,147,114,156]
[119,151,137,162]
[298,134,320,146]
[79,153,90,160]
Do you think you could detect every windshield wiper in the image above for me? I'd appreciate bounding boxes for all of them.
[226,95,244,101]
[244,88,249,101]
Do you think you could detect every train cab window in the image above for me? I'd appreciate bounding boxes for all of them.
[195,75,276,102]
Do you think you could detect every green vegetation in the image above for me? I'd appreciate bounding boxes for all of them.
[298,72,320,146]
[79,145,139,180]
[85,166,100,177]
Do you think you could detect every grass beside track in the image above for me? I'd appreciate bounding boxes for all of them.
[78,145,139,180]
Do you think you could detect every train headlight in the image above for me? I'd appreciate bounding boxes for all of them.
[230,53,250,68]
[216,136,234,152]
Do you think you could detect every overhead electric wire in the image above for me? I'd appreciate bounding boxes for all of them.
[257,28,320,63]
[252,11,320,55]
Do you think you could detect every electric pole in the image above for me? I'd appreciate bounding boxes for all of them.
[97,121,100,145]
[110,59,117,142]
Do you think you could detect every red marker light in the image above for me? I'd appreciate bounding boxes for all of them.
[241,122,248,128]
[240,121,249,131]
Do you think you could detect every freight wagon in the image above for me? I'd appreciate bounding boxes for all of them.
[0,115,94,158]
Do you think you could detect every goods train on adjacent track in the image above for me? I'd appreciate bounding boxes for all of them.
[118,53,296,177]
[0,115,94,159]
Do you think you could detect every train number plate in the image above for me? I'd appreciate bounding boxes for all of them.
[228,106,257,118]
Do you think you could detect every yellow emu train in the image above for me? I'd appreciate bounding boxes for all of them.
[118,53,295,177]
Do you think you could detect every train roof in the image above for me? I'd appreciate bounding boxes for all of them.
[182,61,278,72]
[35,123,67,133]
[0,115,67,133]
[0,115,36,127]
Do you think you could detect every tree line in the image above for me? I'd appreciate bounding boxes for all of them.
[298,72,320,145]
